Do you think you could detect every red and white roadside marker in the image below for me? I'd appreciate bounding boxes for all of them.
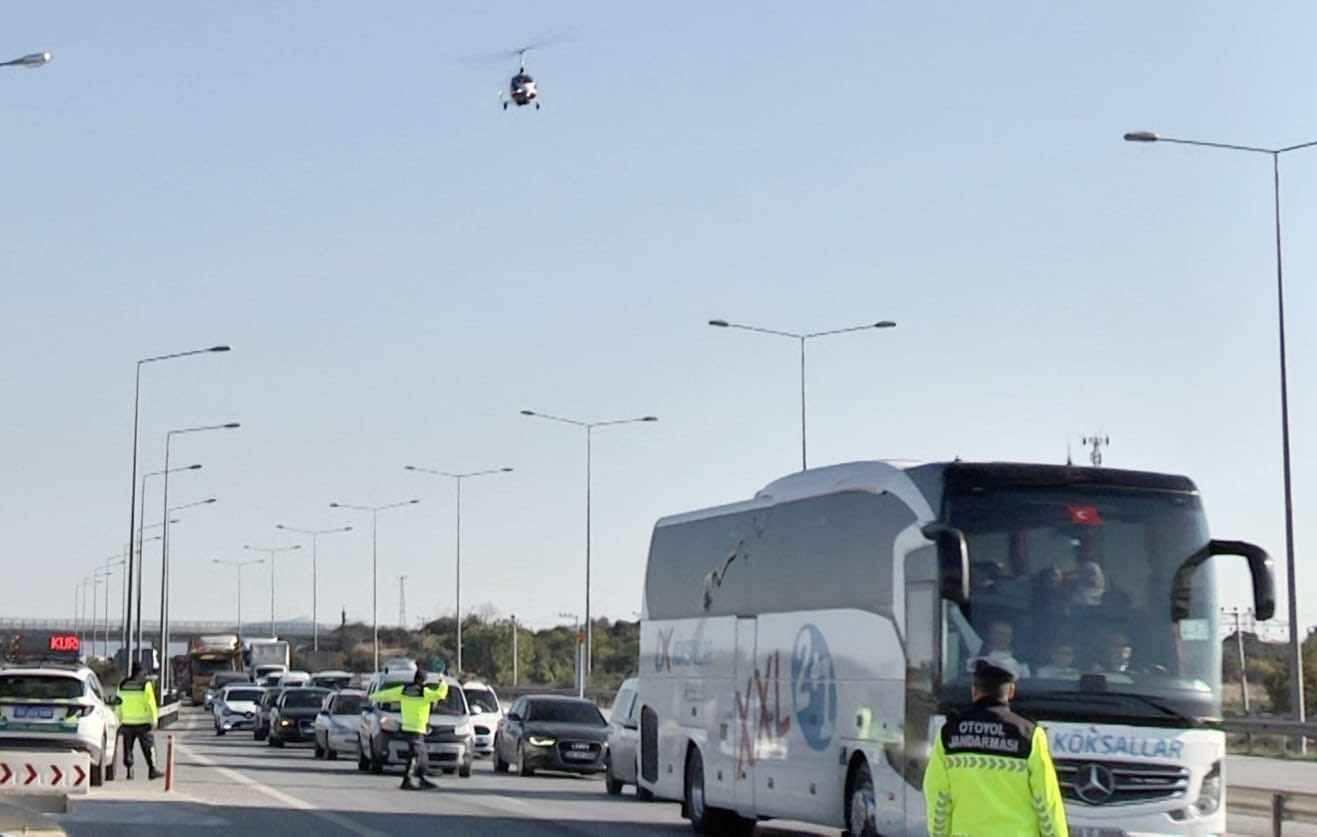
[0,750,91,795]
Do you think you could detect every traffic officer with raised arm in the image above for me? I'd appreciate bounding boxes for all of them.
[116,662,162,780]
[370,664,448,790]
[923,659,1068,836]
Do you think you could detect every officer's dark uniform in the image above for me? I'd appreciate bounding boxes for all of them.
[923,660,1068,836]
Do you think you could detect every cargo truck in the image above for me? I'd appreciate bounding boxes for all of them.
[189,634,243,706]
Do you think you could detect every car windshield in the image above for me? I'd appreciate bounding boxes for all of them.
[282,689,329,708]
[312,676,351,689]
[941,483,1221,723]
[193,659,235,675]
[526,700,605,726]
[226,689,263,702]
[333,695,366,715]
[464,688,499,713]
[0,675,83,700]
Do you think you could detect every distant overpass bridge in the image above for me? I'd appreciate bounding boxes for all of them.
[0,618,333,641]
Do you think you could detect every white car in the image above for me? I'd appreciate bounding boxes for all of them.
[460,679,502,757]
[276,671,311,688]
[358,672,473,777]
[313,689,367,760]
[212,685,264,735]
[0,664,119,786]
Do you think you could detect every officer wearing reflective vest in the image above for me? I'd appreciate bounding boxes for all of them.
[370,667,448,790]
[923,659,1068,836]
[116,663,162,780]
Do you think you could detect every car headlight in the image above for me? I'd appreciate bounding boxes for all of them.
[454,723,471,737]
[527,736,556,747]
[279,719,293,727]
[1193,760,1223,817]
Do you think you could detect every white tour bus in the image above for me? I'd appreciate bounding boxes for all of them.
[637,460,1275,836]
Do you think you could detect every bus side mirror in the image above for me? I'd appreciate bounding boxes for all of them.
[1172,539,1275,622]
[922,523,970,607]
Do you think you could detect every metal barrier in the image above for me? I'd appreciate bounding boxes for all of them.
[1230,786,1317,835]
[1223,717,1317,738]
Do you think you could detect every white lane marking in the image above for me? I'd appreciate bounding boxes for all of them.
[178,738,391,837]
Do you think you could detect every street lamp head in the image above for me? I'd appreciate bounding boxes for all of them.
[208,345,231,353]
[641,416,659,422]
[187,463,203,470]
[500,467,514,472]
[408,499,420,504]
[203,498,217,504]
[519,410,536,416]
[341,526,353,532]
[404,465,417,471]
[1124,131,1159,143]
[708,319,729,328]
[276,524,286,530]
[14,52,51,68]
[873,320,897,329]
[329,502,341,508]
[222,422,240,429]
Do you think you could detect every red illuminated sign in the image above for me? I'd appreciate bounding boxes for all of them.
[1066,505,1103,526]
[49,635,80,653]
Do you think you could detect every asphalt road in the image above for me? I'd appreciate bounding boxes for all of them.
[47,708,1316,836]
[54,707,696,836]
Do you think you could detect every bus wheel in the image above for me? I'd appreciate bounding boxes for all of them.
[684,747,752,835]
[845,759,879,837]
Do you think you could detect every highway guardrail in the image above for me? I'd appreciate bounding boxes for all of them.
[1231,786,1317,835]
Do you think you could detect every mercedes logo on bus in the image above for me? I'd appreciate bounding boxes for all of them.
[1075,763,1116,804]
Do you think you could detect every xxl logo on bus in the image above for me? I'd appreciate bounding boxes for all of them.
[735,651,792,774]
[734,625,838,772]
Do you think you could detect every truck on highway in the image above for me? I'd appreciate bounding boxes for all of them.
[637,460,1276,837]
[189,634,243,706]
[244,638,291,680]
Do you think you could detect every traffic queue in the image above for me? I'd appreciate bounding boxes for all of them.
[203,658,633,793]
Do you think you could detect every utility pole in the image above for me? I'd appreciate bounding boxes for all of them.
[1229,607,1252,713]
[511,614,519,687]
[398,575,407,629]
[1081,434,1110,467]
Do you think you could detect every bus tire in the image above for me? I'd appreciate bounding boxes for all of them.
[683,746,752,835]
[844,758,880,837]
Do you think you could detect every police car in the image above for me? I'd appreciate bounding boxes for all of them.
[0,634,120,786]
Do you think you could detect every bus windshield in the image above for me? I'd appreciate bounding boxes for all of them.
[940,483,1221,724]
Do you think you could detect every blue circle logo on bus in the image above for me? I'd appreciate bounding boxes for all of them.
[791,624,837,751]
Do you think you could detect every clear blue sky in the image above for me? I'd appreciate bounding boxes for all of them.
[4,2,1315,635]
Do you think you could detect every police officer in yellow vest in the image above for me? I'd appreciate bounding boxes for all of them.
[116,663,162,780]
[923,659,1068,836]
[370,666,448,790]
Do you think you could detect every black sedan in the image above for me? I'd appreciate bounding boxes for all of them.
[268,687,331,747]
[493,695,609,776]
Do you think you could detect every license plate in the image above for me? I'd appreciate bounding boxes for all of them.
[14,706,54,720]
[1070,829,1124,837]
[564,750,594,760]
[570,743,592,751]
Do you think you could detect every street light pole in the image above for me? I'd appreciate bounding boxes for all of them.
[1125,130,1313,727]
[122,344,229,667]
[243,544,303,637]
[160,423,238,684]
[708,318,897,470]
[214,558,264,639]
[153,498,215,694]
[522,410,657,693]
[405,465,513,673]
[275,525,352,651]
[330,500,420,672]
[135,464,202,657]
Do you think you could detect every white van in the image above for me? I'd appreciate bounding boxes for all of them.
[637,460,1275,836]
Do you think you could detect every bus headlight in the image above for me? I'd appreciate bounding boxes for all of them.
[1193,760,1222,817]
